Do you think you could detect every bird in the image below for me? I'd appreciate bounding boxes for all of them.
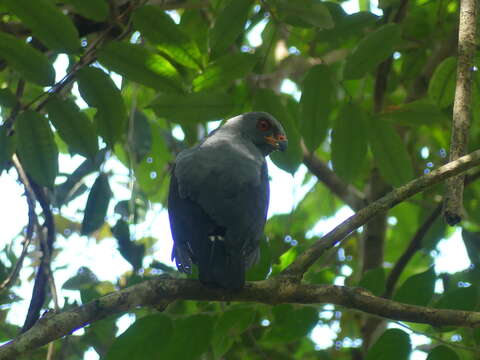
[168,112,288,290]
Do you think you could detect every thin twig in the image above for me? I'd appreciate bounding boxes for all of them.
[443,0,478,225]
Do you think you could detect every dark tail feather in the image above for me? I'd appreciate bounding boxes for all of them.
[198,240,245,290]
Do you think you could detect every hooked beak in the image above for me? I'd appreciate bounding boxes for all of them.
[264,134,288,152]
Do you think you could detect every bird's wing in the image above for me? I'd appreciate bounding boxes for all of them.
[168,165,218,273]
[174,142,270,261]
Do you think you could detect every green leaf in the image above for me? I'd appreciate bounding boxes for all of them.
[64,0,109,21]
[393,267,435,306]
[462,229,480,266]
[210,0,253,54]
[0,88,17,108]
[108,313,213,360]
[105,314,174,360]
[16,110,58,187]
[46,97,98,159]
[193,53,258,92]
[253,89,302,174]
[132,121,172,202]
[150,92,235,123]
[62,266,99,290]
[166,314,214,360]
[132,5,202,69]
[331,103,368,182]
[343,24,401,80]
[212,306,256,358]
[427,345,459,360]
[366,329,411,360]
[0,32,55,86]
[262,304,318,343]
[128,110,152,163]
[98,41,183,93]
[435,285,478,311]
[76,67,127,147]
[368,118,414,187]
[271,247,298,275]
[111,219,145,270]
[275,0,334,29]
[4,0,79,52]
[81,173,112,235]
[380,100,449,126]
[0,125,15,174]
[428,57,457,108]
[299,64,335,152]
[358,268,386,296]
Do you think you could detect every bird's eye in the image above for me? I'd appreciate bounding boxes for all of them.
[257,119,271,131]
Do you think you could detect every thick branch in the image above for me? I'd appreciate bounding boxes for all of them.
[443,0,478,225]
[302,147,366,211]
[2,278,480,360]
[283,149,480,278]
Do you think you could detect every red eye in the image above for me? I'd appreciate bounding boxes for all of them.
[257,119,271,131]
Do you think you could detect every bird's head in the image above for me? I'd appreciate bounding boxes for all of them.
[224,112,288,156]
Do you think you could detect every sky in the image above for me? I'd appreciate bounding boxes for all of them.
[0,1,472,359]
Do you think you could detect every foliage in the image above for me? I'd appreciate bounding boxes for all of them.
[0,0,479,359]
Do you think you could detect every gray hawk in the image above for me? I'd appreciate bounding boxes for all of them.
[168,112,287,290]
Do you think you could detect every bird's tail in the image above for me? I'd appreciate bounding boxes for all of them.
[198,240,245,290]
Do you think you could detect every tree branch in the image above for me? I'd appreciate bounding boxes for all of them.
[302,146,366,211]
[443,0,478,225]
[282,149,480,279]
[2,277,480,360]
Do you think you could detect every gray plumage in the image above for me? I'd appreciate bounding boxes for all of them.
[168,112,287,289]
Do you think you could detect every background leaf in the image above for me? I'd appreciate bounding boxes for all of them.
[426,345,459,360]
[331,103,368,182]
[366,329,411,360]
[4,0,79,52]
[343,24,401,79]
[368,118,414,187]
[16,110,58,187]
[210,0,253,54]
[98,42,183,93]
[150,92,235,123]
[359,267,386,296]
[262,304,318,343]
[299,64,336,152]
[393,267,436,306]
[428,57,457,108]
[133,5,202,69]
[193,53,258,92]
[64,0,108,21]
[76,67,127,147]
[81,173,112,235]
[46,97,98,159]
[0,32,55,86]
